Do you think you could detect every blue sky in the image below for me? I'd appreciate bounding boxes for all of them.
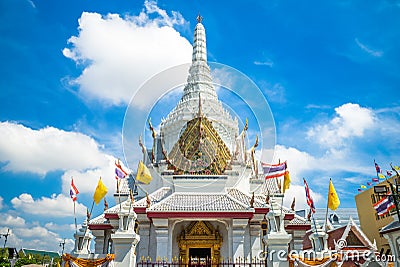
[1,0,400,251]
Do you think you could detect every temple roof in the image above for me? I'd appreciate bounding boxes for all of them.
[89,185,309,229]
[168,115,231,175]
[302,218,375,250]
[146,192,251,212]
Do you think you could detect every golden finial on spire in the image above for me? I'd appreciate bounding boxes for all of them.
[196,13,203,23]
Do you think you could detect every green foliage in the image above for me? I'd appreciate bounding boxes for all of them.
[0,257,11,267]
[14,257,37,267]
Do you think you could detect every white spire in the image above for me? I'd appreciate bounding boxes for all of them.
[160,15,239,153]
[192,14,207,62]
[182,14,216,102]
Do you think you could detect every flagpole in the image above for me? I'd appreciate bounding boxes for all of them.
[118,179,122,211]
[324,178,331,232]
[74,201,77,234]
[89,200,95,219]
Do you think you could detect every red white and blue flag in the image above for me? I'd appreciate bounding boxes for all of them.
[115,160,128,179]
[262,161,287,179]
[304,178,316,213]
[374,194,395,216]
[372,178,379,183]
[375,161,381,174]
[70,178,79,202]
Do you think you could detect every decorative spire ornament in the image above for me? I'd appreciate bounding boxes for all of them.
[196,13,203,23]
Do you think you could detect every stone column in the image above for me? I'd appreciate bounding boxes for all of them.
[232,219,248,259]
[249,214,263,259]
[153,218,169,260]
[72,219,93,255]
[137,217,151,260]
[111,199,140,267]
[309,227,329,256]
[91,229,105,254]
[264,196,292,267]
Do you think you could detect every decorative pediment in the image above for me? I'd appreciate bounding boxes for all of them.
[187,221,213,237]
[168,116,231,175]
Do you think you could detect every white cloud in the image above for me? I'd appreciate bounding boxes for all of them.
[0,214,26,227]
[355,38,383,57]
[61,154,122,196]
[272,145,315,184]
[63,0,192,106]
[11,193,87,218]
[307,103,375,148]
[0,221,69,252]
[44,222,75,232]
[283,184,323,211]
[0,121,110,175]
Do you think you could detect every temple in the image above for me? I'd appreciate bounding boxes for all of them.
[85,15,310,263]
[63,15,381,267]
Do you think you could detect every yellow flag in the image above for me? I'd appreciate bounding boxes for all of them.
[136,160,152,184]
[327,179,340,210]
[93,178,108,205]
[283,171,291,193]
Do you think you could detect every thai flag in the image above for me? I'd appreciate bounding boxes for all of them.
[375,161,381,174]
[374,195,395,216]
[304,178,316,213]
[115,160,128,179]
[372,178,379,183]
[262,162,287,179]
[70,179,79,202]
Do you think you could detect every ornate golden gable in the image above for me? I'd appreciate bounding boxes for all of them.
[168,116,231,175]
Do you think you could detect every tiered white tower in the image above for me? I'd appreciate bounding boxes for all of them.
[160,15,239,153]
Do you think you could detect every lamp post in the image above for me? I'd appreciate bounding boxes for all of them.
[0,229,10,248]
[59,239,66,256]
[387,181,400,221]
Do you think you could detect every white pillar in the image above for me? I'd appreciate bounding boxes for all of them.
[112,199,140,267]
[264,196,292,267]
[153,218,169,260]
[137,220,151,260]
[249,216,263,259]
[72,219,93,255]
[91,230,105,254]
[232,219,248,259]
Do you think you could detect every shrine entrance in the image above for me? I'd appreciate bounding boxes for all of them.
[177,221,222,266]
[189,248,211,266]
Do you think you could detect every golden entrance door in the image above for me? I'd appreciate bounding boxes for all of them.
[177,221,222,265]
